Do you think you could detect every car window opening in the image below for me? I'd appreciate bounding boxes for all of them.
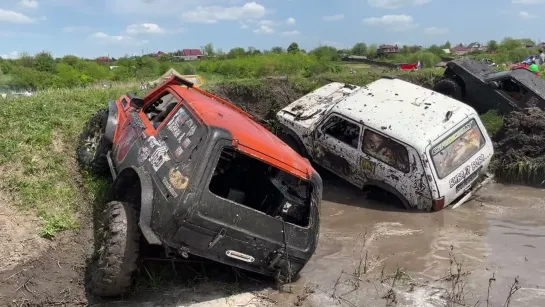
[144,92,179,129]
[362,129,410,173]
[209,147,312,227]
[499,79,528,101]
[323,116,361,148]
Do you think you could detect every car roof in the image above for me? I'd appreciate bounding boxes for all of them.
[171,85,314,180]
[332,78,476,150]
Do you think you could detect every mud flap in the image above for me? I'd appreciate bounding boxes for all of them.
[451,173,494,209]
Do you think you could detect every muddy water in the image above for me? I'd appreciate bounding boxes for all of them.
[268,177,545,307]
[92,177,545,307]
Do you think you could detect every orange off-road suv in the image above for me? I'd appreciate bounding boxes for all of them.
[76,75,323,297]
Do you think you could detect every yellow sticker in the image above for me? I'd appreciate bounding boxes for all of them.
[361,158,375,172]
[168,168,189,190]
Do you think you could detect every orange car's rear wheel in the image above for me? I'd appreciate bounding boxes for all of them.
[76,108,111,174]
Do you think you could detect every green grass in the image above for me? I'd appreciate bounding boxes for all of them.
[0,87,130,237]
[480,109,504,137]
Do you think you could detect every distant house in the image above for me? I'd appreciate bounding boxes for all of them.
[174,49,204,61]
[467,42,487,52]
[451,44,471,56]
[96,56,111,64]
[155,51,166,57]
[377,44,399,56]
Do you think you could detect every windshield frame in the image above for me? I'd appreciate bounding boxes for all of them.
[429,118,487,179]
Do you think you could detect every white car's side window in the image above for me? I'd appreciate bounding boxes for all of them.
[362,129,410,173]
[321,115,361,149]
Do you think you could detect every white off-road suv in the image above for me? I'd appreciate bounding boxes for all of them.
[275,76,494,211]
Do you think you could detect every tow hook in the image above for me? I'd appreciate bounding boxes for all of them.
[178,246,190,258]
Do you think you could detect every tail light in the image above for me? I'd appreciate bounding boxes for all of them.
[432,197,445,211]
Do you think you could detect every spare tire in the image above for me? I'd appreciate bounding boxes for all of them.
[433,78,463,101]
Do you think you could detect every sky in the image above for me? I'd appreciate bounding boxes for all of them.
[0,0,544,59]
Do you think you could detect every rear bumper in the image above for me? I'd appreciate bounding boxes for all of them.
[170,222,313,278]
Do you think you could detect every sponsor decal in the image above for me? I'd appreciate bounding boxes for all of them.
[137,146,151,165]
[161,177,179,198]
[182,138,191,149]
[361,157,375,172]
[449,153,485,188]
[187,125,196,137]
[168,168,189,190]
[149,144,170,171]
[432,122,473,156]
[455,166,482,193]
[146,136,162,149]
[166,108,189,139]
[116,125,140,162]
[130,111,146,128]
[174,146,184,158]
[225,250,255,263]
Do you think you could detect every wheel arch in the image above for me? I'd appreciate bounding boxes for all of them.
[363,180,412,210]
[104,99,119,143]
[443,67,466,97]
[107,166,162,245]
[276,122,310,158]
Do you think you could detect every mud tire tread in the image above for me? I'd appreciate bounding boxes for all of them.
[76,108,111,174]
[90,201,140,297]
[433,78,463,101]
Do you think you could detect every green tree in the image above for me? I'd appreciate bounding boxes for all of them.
[227,47,246,58]
[202,43,215,57]
[309,46,339,61]
[426,45,445,57]
[367,44,378,58]
[270,46,284,53]
[351,43,368,56]
[34,51,56,73]
[487,40,498,52]
[440,41,451,49]
[61,55,80,66]
[287,42,300,53]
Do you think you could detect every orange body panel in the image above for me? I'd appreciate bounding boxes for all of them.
[173,85,313,180]
[112,80,314,181]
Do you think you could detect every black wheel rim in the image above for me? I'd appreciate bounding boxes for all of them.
[84,123,103,157]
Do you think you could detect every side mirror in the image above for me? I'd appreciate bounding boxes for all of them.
[127,93,144,109]
[487,81,500,89]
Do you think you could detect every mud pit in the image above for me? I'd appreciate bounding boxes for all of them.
[2,170,543,307]
[492,107,545,185]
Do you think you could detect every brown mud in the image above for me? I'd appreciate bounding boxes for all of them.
[491,107,545,185]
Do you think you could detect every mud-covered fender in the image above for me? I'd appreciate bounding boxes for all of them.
[108,166,162,245]
[364,180,412,210]
[276,122,310,158]
[104,99,119,143]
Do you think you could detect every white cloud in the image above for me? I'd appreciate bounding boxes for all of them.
[286,17,295,25]
[362,14,417,31]
[90,32,148,46]
[181,2,266,23]
[259,19,274,26]
[62,26,92,33]
[0,9,36,23]
[322,14,344,21]
[368,0,430,9]
[322,41,344,49]
[19,0,39,8]
[281,30,299,36]
[512,0,545,3]
[519,11,536,19]
[253,25,274,34]
[240,22,249,28]
[0,51,19,59]
[424,26,449,34]
[126,23,165,35]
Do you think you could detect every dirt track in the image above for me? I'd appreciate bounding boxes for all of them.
[1,168,544,307]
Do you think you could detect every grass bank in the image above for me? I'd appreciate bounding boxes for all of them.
[0,87,134,237]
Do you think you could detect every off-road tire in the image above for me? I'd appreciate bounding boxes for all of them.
[76,108,111,174]
[90,201,140,297]
[433,78,463,101]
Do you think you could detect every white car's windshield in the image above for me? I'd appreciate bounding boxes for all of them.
[430,119,486,179]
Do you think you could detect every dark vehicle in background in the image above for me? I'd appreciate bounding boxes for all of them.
[76,75,323,297]
[433,58,545,114]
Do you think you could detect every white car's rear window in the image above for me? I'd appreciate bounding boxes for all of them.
[430,119,486,179]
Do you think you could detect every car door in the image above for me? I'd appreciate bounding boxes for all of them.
[312,113,364,186]
[359,128,418,206]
